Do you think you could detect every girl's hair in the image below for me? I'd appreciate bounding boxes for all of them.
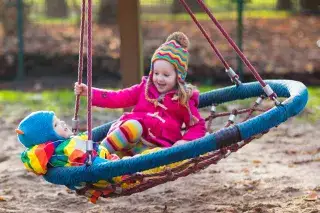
[166,32,194,106]
[177,81,195,106]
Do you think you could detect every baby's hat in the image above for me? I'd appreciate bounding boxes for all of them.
[151,32,190,82]
[16,111,64,148]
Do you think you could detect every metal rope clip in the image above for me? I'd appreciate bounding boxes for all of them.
[113,186,123,194]
[262,84,281,106]
[255,96,263,105]
[165,168,174,180]
[272,95,281,106]
[210,104,216,113]
[225,67,242,86]
[223,150,232,158]
[238,141,245,147]
[86,139,93,166]
[228,109,237,124]
[72,118,79,134]
[228,114,236,123]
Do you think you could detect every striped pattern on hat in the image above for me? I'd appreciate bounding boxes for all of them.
[151,40,189,81]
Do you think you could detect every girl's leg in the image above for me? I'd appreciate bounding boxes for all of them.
[100,119,143,153]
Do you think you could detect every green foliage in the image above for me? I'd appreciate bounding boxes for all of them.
[24,0,291,25]
[0,90,81,116]
[142,10,288,21]
[1,84,318,122]
[305,86,320,122]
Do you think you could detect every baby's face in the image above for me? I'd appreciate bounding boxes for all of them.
[53,116,73,139]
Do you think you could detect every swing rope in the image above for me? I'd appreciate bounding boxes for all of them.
[72,0,86,134]
[179,0,280,104]
[86,0,93,140]
[72,0,94,164]
[86,0,94,165]
[178,0,231,70]
[178,0,242,86]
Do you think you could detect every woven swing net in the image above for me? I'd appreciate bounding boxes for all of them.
[75,95,274,203]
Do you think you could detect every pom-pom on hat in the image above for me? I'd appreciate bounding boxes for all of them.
[150,32,190,82]
[16,111,64,148]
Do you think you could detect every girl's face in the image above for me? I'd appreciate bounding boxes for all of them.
[152,60,177,94]
[53,116,73,139]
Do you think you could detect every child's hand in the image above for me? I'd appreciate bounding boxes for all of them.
[74,82,88,96]
[173,140,188,147]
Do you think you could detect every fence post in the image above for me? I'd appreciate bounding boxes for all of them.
[237,0,244,81]
[16,0,25,81]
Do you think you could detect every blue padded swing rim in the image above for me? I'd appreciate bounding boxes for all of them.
[44,80,308,186]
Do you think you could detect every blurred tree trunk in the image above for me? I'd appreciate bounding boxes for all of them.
[300,0,320,14]
[276,0,293,10]
[98,0,117,25]
[172,0,202,14]
[45,0,69,18]
[0,0,29,37]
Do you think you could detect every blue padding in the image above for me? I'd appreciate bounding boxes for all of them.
[44,80,308,186]
[45,132,218,185]
[90,121,114,142]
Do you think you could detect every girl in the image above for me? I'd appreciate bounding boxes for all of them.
[75,32,206,155]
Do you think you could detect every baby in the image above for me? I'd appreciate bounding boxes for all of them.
[16,111,188,203]
[16,111,118,175]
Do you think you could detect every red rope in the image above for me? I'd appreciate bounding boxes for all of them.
[196,0,266,87]
[178,0,230,70]
[87,0,92,140]
[73,0,86,131]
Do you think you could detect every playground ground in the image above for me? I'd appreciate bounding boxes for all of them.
[0,108,319,213]
[0,13,319,213]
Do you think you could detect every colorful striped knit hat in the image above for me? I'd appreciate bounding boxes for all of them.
[145,33,199,126]
[150,32,190,82]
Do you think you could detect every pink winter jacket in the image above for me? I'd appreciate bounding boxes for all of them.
[92,77,206,147]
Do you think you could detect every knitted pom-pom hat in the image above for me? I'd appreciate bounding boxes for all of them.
[150,31,190,82]
[145,32,191,106]
[145,32,199,126]
[16,111,65,148]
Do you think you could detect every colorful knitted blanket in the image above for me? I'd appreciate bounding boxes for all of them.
[21,133,100,175]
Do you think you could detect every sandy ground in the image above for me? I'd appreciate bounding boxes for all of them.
[0,113,319,213]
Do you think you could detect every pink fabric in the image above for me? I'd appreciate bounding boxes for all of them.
[92,77,206,147]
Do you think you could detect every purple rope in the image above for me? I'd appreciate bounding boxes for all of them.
[196,0,266,87]
[87,0,92,140]
[179,0,230,69]
[73,0,86,127]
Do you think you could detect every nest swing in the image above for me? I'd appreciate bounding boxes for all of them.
[42,0,308,202]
